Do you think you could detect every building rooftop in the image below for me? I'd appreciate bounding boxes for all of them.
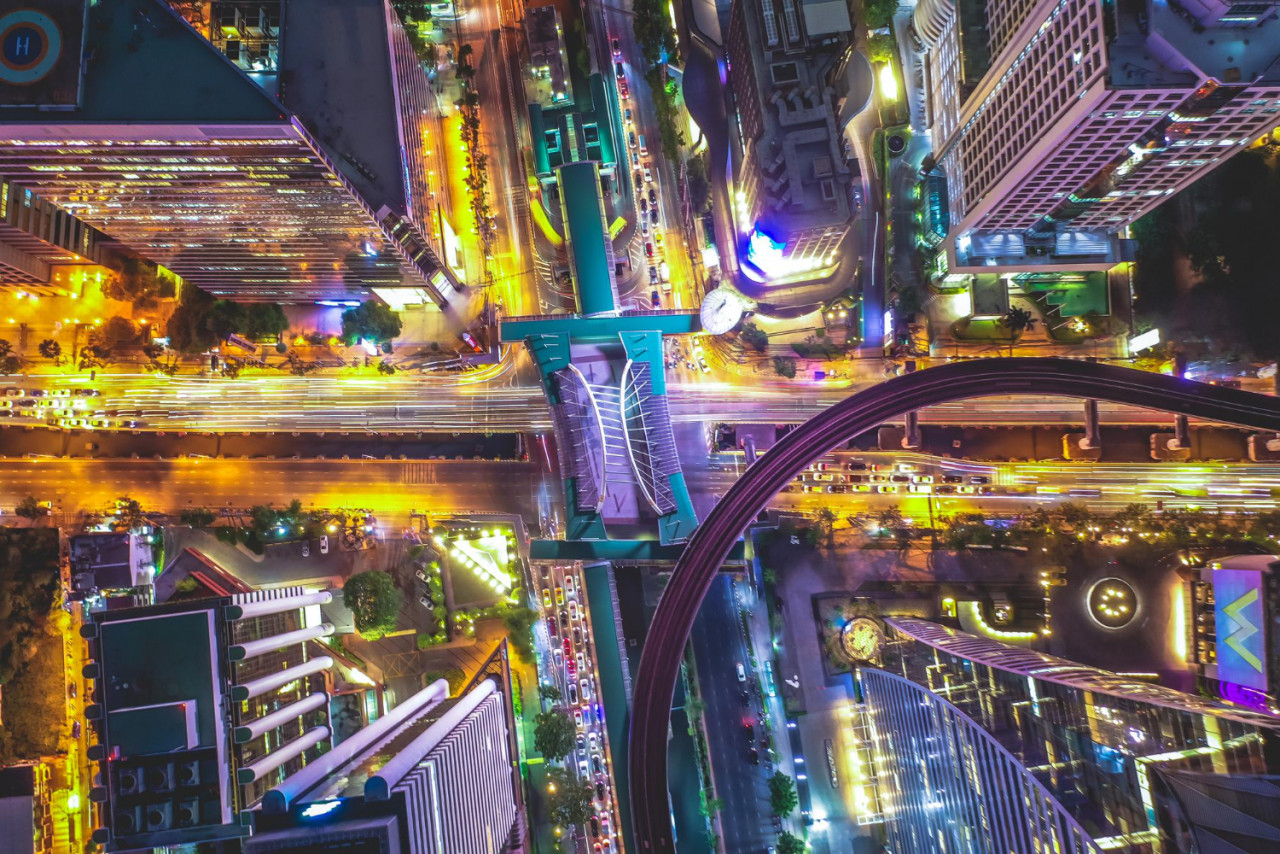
[0,765,36,854]
[0,0,89,109]
[277,0,406,212]
[0,0,286,125]
[1108,0,1280,87]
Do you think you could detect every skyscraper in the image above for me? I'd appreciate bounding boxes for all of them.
[913,0,1280,271]
[861,617,1280,853]
[246,677,521,854]
[83,588,337,852]
[0,0,459,304]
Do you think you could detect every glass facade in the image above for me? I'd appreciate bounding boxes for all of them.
[866,618,1280,853]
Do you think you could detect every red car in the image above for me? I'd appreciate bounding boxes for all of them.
[645,241,654,257]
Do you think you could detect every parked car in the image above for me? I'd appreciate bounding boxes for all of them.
[736,662,747,682]
[301,542,311,557]
[319,535,329,554]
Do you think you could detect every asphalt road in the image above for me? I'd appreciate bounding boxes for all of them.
[627,358,1280,854]
[0,458,549,523]
[690,575,772,854]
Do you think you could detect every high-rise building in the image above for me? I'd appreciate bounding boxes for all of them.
[0,0,459,304]
[913,0,1280,271]
[245,676,521,854]
[725,0,856,285]
[861,617,1280,853]
[1189,553,1280,714]
[82,588,337,852]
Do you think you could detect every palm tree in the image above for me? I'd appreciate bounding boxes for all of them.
[37,339,61,361]
[0,338,11,359]
[999,306,1037,355]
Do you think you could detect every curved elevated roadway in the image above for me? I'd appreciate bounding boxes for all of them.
[627,357,1280,852]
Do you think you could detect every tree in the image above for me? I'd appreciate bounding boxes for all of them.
[0,355,19,375]
[114,496,146,531]
[179,508,216,527]
[341,301,403,345]
[999,306,1037,355]
[740,322,769,353]
[422,667,467,695]
[104,255,171,307]
[815,506,837,547]
[206,300,245,342]
[686,153,711,213]
[377,360,397,375]
[37,339,60,361]
[0,339,11,359]
[242,303,289,339]
[863,0,896,28]
[14,496,44,520]
[772,356,797,378]
[768,771,798,816]
[166,285,220,353]
[533,710,577,761]
[777,831,805,854]
[502,606,538,661]
[343,571,403,637]
[539,684,562,702]
[545,766,594,828]
[867,31,896,64]
[77,343,109,370]
[102,316,139,349]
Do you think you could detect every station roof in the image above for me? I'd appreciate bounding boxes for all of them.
[558,161,616,315]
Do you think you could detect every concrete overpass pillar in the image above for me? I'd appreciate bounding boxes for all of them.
[1248,433,1280,461]
[1063,399,1102,460]
[1150,414,1192,461]
[902,410,922,449]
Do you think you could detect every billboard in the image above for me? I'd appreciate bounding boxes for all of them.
[1211,567,1269,692]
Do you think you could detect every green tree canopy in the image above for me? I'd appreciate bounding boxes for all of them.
[545,766,594,828]
[777,831,805,854]
[343,571,403,637]
[37,339,61,360]
[772,356,797,378]
[768,771,798,816]
[14,496,44,520]
[740,322,769,353]
[539,683,562,702]
[502,606,538,662]
[342,301,403,344]
[179,508,216,528]
[533,709,576,761]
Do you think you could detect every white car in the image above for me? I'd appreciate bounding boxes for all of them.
[736,662,746,682]
[565,576,576,597]
[301,542,310,557]
[575,709,585,728]
[580,678,592,702]
[320,535,330,554]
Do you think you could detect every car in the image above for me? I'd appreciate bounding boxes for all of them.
[567,680,579,705]
[51,388,71,397]
[654,230,663,248]
[877,484,900,493]
[580,678,592,701]
[568,600,579,620]
[566,653,577,677]
[970,475,991,484]
[555,587,565,605]
[749,748,760,765]
[596,780,607,801]
[631,150,640,167]
[649,266,660,284]
[634,169,643,187]
[896,463,917,472]
[957,485,977,494]
[3,388,22,397]
[577,733,586,753]
[942,474,964,483]
[651,289,661,307]
[540,565,550,579]
[591,816,601,838]
[812,472,834,482]
[601,814,611,837]
[624,107,632,125]
[612,37,621,56]
[740,689,750,706]
[936,485,957,494]
[420,595,433,609]
[68,681,77,699]
[459,330,483,353]
[629,131,638,150]
[542,588,552,608]
[589,732,599,753]
[559,611,569,629]
[71,721,81,738]
[301,542,311,557]
[912,474,934,483]
[744,723,754,744]
[641,218,649,235]
[592,753,603,774]
[549,617,559,636]
[563,637,573,658]
[648,187,657,204]
[639,196,648,212]
[553,647,563,667]
[848,461,868,471]
[736,662,747,682]
[649,208,658,224]
[320,536,332,555]
[578,755,590,778]
[643,163,652,182]
[645,241,654,257]
[576,652,587,673]
[615,61,625,79]
[28,389,44,397]
[908,484,932,494]
[697,353,709,373]
[802,484,821,493]
[890,474,910,483]
[827,484,849,494]
[619,78,629,97]
[573,626,582,646]
[575,709,585,728]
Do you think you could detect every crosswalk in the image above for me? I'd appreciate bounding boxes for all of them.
[400,463,438,485]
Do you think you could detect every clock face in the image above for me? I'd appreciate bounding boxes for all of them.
[700,289,744,335]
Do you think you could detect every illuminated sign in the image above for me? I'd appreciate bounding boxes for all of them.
[746,228,786,273]
[1127,327,1160,354]
[300,799,344,820]
[1211,567,1268,691]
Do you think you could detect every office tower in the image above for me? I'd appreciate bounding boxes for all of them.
[0,0,459,304]
[913,0,1280,271]
[82,588,336,852]
[0,179,111,294]
[245,677,521,854]
[861,617,1280,853]
[725,0,856,284]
